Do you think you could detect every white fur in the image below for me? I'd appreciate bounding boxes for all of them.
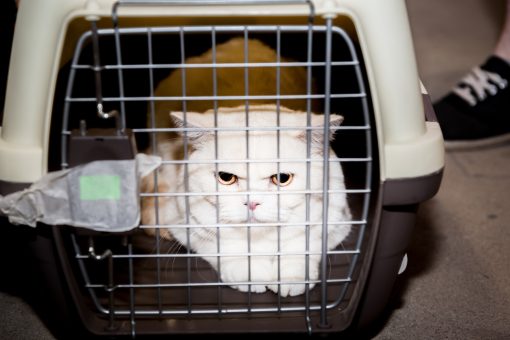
[154,106,351,297]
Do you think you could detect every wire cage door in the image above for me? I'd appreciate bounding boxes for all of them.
[59,12,375,335]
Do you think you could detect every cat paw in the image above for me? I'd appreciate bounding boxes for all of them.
[268,257,319,297]
[230,284,267,294]
[267,281,316,297]
[220,258,273,294]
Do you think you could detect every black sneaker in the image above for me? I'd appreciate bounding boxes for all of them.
[434,56,510,150]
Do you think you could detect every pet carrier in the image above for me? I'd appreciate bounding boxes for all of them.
[0,0,444,337]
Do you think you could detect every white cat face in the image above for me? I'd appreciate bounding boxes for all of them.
[186,131,315,225]
[171,106,345,234]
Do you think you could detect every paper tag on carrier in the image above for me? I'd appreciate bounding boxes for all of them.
[0,154,161,232]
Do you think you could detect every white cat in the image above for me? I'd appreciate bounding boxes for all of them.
[142,104,351,297]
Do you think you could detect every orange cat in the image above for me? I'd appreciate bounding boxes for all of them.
[139,38,352,297]
[143,37,320,240]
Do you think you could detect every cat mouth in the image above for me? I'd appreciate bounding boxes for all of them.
[248,216,260,223]
[245,211,265,224]
[246,214,280,224]
[247,213,261,223]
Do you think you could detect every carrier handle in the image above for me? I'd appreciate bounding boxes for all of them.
[112,0,315,26]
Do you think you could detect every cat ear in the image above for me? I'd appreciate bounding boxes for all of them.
[304,113,344,145]
[170,111,213,141]
[327,114,344,141]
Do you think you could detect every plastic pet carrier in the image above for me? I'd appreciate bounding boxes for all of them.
[0,0,444,337]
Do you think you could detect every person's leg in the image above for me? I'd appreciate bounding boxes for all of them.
[494,0,510,62]
[434,0,510,150]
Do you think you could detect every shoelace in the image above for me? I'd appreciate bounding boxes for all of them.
[453,67,508,106]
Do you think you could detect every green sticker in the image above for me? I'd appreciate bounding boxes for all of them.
[79,175,121,201]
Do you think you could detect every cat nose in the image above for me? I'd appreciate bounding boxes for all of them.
[244,201,260,211]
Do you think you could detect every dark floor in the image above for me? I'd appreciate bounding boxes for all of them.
[1,0,510,339]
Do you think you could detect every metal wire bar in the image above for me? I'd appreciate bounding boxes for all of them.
[178,28,194,316]
[275,26,283,307]
[325,20,374,309]
[90,21,107,120]
[146,28,164,318]
[112,19,127,132]
[211,27,224,317]
[82,297,347,316]
[77,248,361,260]
[304,14,314,333]
[70,234,110,315]
[140,188,370,198]
[139,219,365,229]
[130,125,369,133]
[243,27,253,311]
[87,276,352,289]
[72,60,360,70]
[128,241,136,337]
[319,17,333,328]
[155,157,372,165]
[87,238,117,330]
[66,93,366,103]
[78,24,344,36]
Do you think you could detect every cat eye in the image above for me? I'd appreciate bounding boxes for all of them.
[270,173,294,187]
[217,171,238,185]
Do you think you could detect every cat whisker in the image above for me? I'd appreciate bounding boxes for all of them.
[163,241,185,279]
[193,256,214,283]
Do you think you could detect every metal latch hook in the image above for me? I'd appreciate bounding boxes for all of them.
[89,19,123,130]
[97,104,121,131]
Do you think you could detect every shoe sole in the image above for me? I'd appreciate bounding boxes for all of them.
[444,132,510,151]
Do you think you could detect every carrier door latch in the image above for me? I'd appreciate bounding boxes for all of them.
[66,17,137,168]
[68,117,137,168]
